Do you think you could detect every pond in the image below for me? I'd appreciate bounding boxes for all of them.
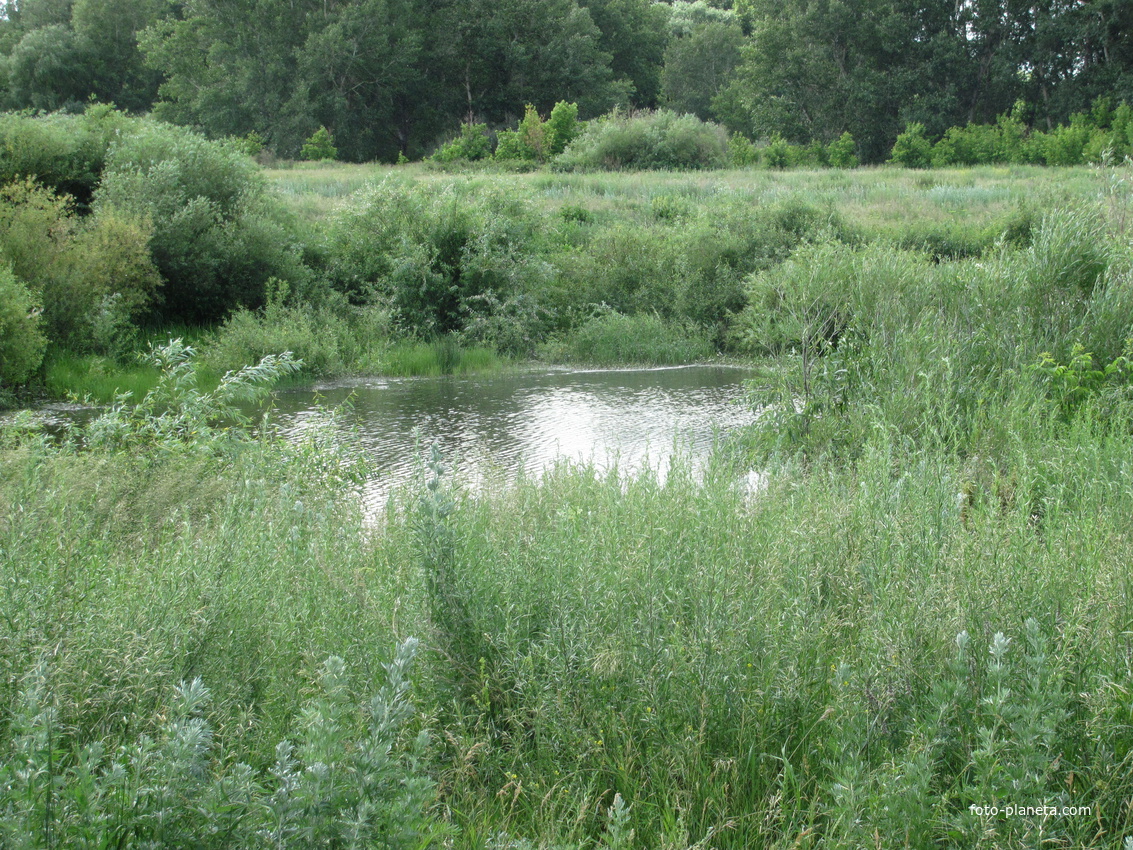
[270,364,758,515]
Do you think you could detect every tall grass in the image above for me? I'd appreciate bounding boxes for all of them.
[5,167,1133,847]
[7,416,1131,845]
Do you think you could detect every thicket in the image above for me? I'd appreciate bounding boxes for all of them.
[0,106,139,209]
[554,108,730,171]
[315,178,867,361]
[0,107,1113,400]
[427,98,1133,174]
[0,109,319,393]
[734,203,1133,462]
[95,122,310,324]
[891,99,1133,168]
[0,178,159,356]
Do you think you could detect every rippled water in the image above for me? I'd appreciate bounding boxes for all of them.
[271,365,757,513]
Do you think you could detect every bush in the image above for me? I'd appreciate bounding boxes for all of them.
[202,293,392,378]
[827,131,858,168]
[1042,115,1093,166]
[459,292,550,357]
[431,123,492,163]
[553,309,714,365]
[0,179,160,353]
[554,109,729,171]
[931,122,1002,166]
[546,100,580,156]
[493,129,526,161]
[890,122,933,168]
[95,123,309,324]
[300,125,338,161]
[0,105,138,209]
[0,266,46,385]
[0,641,441,848]
[729,132,760,166]
[761,134,796,169]
[323,181,547,336]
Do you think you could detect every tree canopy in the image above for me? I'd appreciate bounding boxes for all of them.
[0,0,1130,162]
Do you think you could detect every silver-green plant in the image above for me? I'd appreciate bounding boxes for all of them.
[0,640,441,848]
[80,338,301,452]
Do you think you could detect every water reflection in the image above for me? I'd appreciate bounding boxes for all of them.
[272,365,756,514]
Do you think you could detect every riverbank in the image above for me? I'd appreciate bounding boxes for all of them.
[3,160,1133,847]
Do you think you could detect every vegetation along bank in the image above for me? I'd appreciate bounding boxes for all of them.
[2,100,1133,846]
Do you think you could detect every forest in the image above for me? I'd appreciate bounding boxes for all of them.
[1,0,1131,163]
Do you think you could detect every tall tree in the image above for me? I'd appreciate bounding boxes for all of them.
[4,23,88,110]
[661,18,743,120]
[71,0,166,111]
[140,0,320,149]
[292,0,423,161]
[429,0,617,125]
[578,0,669,106]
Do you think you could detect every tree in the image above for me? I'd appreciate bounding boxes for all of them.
[429,0,618,126]
[661,19,743,121]
[300,126,337,161]
[291,0,422,162]
[71,0,166,111]
[139,0,320,152]
[4,24,89,110]
[578,0,669,106]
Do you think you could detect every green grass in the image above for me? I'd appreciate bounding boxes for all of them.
[379,340,504,376]
[44,353,165,402]
[5,163,1133,847]
[546,311,716,366]
[3,407,1133,846]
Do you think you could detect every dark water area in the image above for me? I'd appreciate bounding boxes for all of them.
[270,365,758,515]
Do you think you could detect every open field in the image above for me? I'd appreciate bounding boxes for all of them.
[4,164,1133,847]
[266,162,1100,231]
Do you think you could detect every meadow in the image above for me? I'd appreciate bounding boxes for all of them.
[3,163,1133,848]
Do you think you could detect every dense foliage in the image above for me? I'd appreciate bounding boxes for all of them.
[1,0,1131,162]
[0,107,1109,395]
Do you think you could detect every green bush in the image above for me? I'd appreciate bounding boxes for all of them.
[493,103,569,163]
[890,122,933,168]
[826,131,858,168]
[545,100,580,156]
[95,123,309,324]
[0,105,138,209]
[300,125,338,161]
[554,109,729,171]
[931,122,1002,166]
[1042,115,1093,165]
[493,128,527,161]
[553,309,714,365]
[0,641,441,848]
[0,179,160,353]
[431,123,492,163]
[729,132,760,166]
[761,133,796,169]
[323,181,547,336]
[459,292,550,357]
[202,294,392,377]
[0,266,46,385]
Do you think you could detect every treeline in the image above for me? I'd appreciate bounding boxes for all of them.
[0,0,1130,163]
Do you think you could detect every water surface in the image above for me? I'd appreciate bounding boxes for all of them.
[272,365,756,513]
